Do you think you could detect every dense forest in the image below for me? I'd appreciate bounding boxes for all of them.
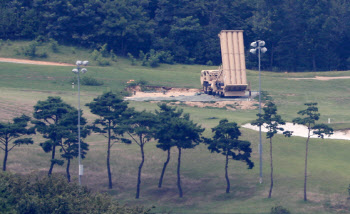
[0,0,349,71]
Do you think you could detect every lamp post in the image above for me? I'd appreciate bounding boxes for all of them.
[72,60,88,186]
[250,41,267,184]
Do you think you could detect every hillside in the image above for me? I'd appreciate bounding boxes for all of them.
[0,42,350,213]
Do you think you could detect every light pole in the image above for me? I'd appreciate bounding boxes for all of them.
[72,60,88,186]
[250,41,267,184]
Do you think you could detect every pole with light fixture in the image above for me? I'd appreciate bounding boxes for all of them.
[250,41,267,184]
[72,60,88,186]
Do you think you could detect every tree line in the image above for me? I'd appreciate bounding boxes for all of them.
[0,92,255,199]
[1,0,349,71]
[0,91,335,201]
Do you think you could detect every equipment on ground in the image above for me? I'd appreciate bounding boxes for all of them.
[200,30,250,97]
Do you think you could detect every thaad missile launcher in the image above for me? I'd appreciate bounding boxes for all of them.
[201,30,250,97]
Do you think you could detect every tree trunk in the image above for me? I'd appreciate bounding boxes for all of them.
[268,138,273,198]
[177,147,183,198]
[304,130,311,201]
[107,123,112,189]
[225,152,230,193]
[3,142,8,171]
[66,158,71,182]
[136,141,144,199]
[48,144,56,176]
[158,148,171,188]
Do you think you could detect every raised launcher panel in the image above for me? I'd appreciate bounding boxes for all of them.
[219,30,248,96]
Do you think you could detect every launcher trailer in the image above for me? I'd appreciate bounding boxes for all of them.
[200,30,250,97]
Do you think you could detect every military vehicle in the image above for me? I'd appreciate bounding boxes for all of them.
[201,30,250,97]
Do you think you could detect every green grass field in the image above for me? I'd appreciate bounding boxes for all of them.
[0,41,350,213]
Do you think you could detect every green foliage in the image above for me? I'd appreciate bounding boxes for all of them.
[99,43,109,58]
[81,76,104,86]
[270,206,291,214]
[0,115,34,171]
[128,53,137,66]
[140,50,175,67]
[206,60,213,66]
[293,102,333,201]
[123,109,159,198]
[252,102,292,139]
[255,91,273,102]
[251,102,292,198]
[17,41,47,58]
[86,92,130,189]
[49,39,59,53]
[0,172,150,214]
[21,42,38,58]
[207,119,254,168]
[32,96,90,178]
[206,119,253,193]
[91,44,112,66]
[1,0,349,70]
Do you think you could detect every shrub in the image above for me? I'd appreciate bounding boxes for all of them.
[140,50,175,67]
[22,42,38,58]
[270,206,291,214]
[99,43,109,57]
[110,50,117,62]
[157,50,174,64]
[19,41,48,58]
[0,172,151,214]
[206,60,213,66]
[49,39,59,53]
[81,76,104,86]
[128,53,137,65]
[148,54,160,67]
[91,49,100,60]
[96,56,110,66]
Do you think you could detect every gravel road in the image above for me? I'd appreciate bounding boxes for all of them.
[125,91,259,102]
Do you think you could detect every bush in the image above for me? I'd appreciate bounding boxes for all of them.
[49,39,59,53]
[20,41,48,58]
[270,206,291,214]
[0,172,151,214]
[81,76,104,86]
[91,49,100,60]
[110,50,117,62]
[139,49,175,67]
[99,43,109,57]
[148,54,160,67]
[128,53,137,65]
[22,42,38,58]
[96,56,110,66]
[206,60,213,66]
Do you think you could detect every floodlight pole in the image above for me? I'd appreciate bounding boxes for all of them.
[258,44,262,184]
[72,61,88,186]
[77,65,82,186]
[250,41,267,184]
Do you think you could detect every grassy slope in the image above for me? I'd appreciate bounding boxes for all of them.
[0,41,350,213]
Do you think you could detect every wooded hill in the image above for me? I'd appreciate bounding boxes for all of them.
[1,0,349,71]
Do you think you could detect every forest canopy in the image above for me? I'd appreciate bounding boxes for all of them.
[1,0,349,71]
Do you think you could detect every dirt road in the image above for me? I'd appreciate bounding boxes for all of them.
[0,57,74,66]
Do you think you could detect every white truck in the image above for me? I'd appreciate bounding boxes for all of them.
[201,30,250,97]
